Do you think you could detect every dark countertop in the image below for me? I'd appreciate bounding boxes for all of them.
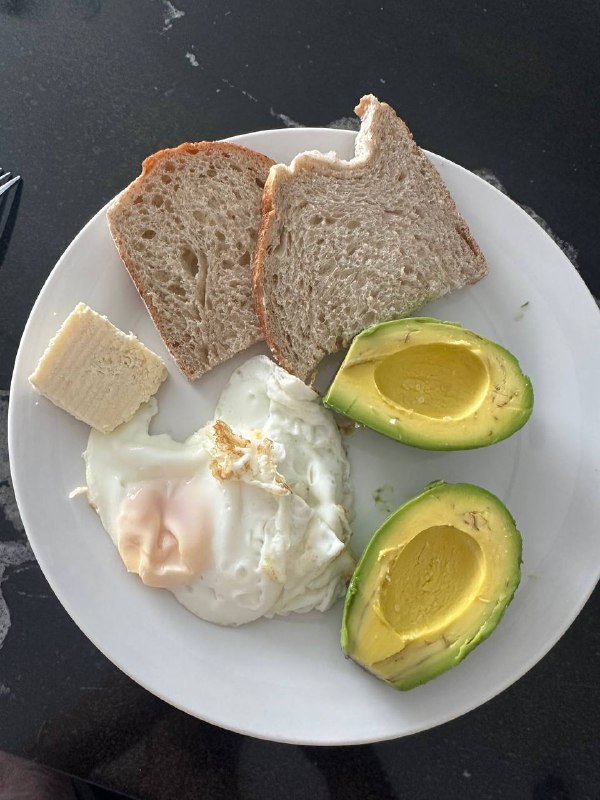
[1,1,599,798]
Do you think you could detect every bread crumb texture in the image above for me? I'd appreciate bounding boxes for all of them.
[29,302,167,432]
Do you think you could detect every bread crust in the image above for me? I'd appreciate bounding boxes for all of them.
[108,141,274,380]
[139,140,274,181]
[252,169,290,373]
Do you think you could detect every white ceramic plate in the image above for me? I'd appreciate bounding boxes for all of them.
[9,129,600,745]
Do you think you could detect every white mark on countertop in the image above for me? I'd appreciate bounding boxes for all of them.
[220,77,258,102]
[269,109,304,128]
[520,203,579,266]
[0,391,23,532]
[161,0,185,32]
[0,682,9,697]
[269,112,360,132]
[179,54,258,103]
[0,540,35,650]
[463,770,472,779]
[16,590,49,599]
[328,116,360,131]
[473,168,506,193]
[0,389,37,651]
[379,77,386,84]
[473,169,579,268]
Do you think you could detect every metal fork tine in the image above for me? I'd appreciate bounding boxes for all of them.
[0,175,20,195]
[0,171,21,267]
[0,172,11,182]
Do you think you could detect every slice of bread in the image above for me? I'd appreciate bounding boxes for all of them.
[108,142,274,380]
[253,95,489,382]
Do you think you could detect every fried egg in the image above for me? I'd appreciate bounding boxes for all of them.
[84,356,354,626]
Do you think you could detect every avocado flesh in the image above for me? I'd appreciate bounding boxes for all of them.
[341,481,522,690]
[324,318,533,450]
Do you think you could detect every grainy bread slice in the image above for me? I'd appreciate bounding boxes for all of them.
[108,142,274,380]
[253,95,489,382]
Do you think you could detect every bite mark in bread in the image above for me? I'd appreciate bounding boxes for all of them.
[253,95,489,382]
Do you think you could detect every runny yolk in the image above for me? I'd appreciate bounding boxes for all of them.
[379,525,485,639]
[116,478,213,588]
[374,343,489,419]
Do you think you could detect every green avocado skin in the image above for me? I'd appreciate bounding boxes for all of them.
[324,317,534,451]
[341,481,523,691]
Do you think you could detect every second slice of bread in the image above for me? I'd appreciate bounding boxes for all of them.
[108,142,274,380]
[253,95,489,382]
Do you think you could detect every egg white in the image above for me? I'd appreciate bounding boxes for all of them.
[84,356,354,626]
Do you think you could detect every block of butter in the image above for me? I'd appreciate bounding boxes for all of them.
[29,302,168,432]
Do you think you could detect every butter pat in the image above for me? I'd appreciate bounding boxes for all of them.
[29,303,168,432]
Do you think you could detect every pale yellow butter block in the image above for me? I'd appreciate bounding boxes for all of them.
[29,302,168,432]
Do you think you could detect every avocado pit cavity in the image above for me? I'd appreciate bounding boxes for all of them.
[378,525,485,640]
[373,343,489,420]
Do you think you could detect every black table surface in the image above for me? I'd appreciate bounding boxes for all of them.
[1,1,599,798]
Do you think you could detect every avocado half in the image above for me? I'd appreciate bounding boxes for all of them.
[341,481,522,690]
[324,318,533,450]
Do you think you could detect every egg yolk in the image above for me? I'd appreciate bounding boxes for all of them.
[116,479,213,588]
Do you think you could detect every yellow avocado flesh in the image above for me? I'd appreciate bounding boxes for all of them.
[342,482,522,690]
[324,318,533,450]
[374,343,490,419]
[379,526,485,640]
